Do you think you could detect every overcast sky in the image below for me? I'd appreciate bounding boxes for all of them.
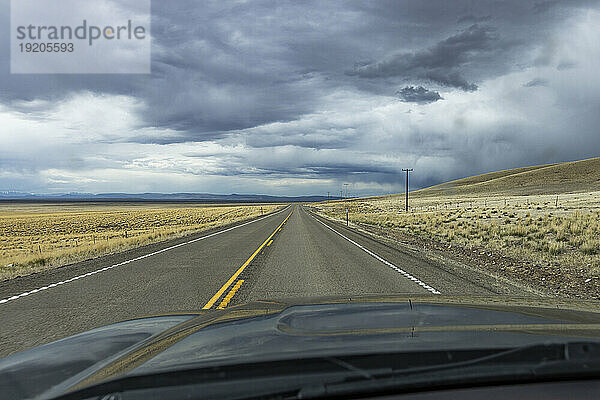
[1,0,599,196]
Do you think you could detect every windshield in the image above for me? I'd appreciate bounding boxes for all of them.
[1,0,600,398]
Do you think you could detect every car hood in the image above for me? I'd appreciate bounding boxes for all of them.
[2,295,600,399]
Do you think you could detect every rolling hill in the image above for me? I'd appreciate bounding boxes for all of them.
[414,157,600,197]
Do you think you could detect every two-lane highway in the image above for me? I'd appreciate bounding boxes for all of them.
[0,204,527,357]
[233,206,517,304]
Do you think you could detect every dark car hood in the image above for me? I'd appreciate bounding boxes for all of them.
[2,296,600,399]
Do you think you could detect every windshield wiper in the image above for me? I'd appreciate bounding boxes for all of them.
[51,342,600,400]
[297,342,600,399]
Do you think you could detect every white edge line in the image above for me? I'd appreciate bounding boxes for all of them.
[312,215,441,295]
[0,205,292,306]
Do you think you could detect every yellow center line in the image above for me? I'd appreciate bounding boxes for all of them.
[217,279,245,309]
[202,209,292,309]
[267,240,273,246]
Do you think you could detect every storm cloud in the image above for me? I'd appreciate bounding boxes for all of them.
[346,24,498,91]
[524,78,549,87]
[397,86,443,103]
[1,0,600,196]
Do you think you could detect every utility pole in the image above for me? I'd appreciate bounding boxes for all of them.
[402,168,413,212]
[343,183,350,226]
[327,192,330,202]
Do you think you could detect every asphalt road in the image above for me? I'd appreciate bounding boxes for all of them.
[0,205,528,357]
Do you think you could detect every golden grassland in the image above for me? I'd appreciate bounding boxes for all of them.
[313,157,600,279]
[313,193,600,274]
[0,202,282,280]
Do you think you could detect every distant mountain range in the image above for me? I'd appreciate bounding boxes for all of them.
[0,191,340,203]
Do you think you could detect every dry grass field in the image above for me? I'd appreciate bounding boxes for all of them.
[0,202,282,281]
[312,157,600,295]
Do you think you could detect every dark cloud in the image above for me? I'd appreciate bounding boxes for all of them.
[533,1,560,14]
[557,61,577,70]
[457,15,492,24]
[346,24,498,91]
[2,0,600,195]
[396,86,443,103]
[524,78,548,87]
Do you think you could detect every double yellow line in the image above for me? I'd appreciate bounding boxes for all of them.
[202,209,292,310]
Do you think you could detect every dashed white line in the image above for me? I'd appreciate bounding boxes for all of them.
[313,216,441,295]
[0,206,292,306]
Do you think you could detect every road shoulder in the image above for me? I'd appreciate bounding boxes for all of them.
[307,208,546,298]
[0,206,289,301]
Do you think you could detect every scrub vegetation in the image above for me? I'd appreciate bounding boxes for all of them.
[0,203,281,281]
[312,157,600,296]
[315,198,600,271]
